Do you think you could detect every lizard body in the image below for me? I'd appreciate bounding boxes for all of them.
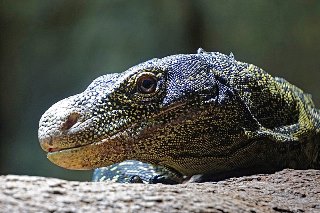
[38,49,320,183]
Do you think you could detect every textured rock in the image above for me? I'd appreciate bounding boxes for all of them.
[0,169,319,212]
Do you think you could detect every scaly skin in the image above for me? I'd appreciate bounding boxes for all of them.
[38,49,320,183]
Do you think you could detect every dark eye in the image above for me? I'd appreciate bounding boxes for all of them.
[137,75,157,94]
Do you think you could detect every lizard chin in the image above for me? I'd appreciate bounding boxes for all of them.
[46,138,129,170]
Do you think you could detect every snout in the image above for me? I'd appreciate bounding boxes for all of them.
[38,95,90,152]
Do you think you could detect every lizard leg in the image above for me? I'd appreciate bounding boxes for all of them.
[92,160,184,184]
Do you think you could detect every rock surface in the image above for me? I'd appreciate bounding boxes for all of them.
[0,169,319,212]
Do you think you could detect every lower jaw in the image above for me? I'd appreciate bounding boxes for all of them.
[46,139,127,170]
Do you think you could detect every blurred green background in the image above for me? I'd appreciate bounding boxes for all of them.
[1,1,319,181]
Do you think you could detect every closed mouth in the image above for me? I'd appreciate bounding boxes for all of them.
[43,101,187,154]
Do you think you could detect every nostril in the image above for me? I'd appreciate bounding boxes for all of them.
[61,112,80,130]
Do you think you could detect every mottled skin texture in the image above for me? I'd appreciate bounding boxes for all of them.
[38,49,320,183]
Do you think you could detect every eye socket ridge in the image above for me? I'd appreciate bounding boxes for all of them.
[136,73,158,94]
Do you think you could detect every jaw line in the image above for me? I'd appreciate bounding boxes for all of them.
[46,136,129,170]
[46,101,189,170]
[47,101,187,153]
[47,137,111,155]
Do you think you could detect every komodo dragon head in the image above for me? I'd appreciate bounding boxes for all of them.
[39,49,315,176]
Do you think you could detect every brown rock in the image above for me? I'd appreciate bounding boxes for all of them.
[0,169,319,212]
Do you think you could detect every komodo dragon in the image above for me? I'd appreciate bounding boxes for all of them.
[38,49,320,184]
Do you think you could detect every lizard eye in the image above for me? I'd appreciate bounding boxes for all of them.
[137,74,157,94]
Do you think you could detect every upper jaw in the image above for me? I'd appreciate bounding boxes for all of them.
[38,94,94,153]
